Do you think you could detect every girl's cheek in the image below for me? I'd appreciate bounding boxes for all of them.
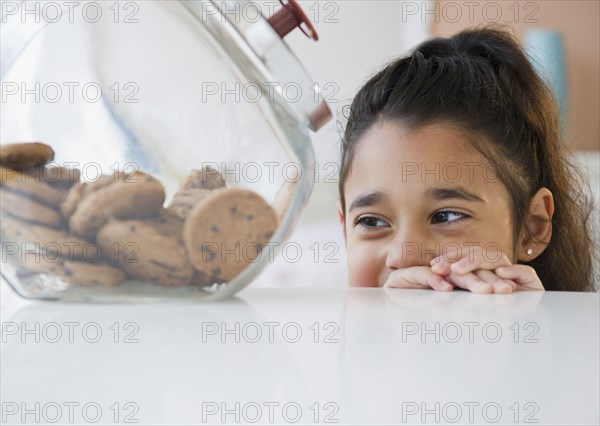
[347,244,383,287]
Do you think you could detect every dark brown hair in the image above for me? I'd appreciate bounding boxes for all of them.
[339,26,597,292]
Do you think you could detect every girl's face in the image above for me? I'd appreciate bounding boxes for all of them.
[340,121,516,287]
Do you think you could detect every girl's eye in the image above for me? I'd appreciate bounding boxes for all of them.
[431,210,468,225]
[355,216,390,229]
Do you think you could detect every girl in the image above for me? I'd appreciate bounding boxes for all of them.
[337,26,596,293]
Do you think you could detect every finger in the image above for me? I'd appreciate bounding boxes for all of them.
[384,267,453,291]
[430,250,465,275]
[384,268,452,291]
[475,269,516,294]
[449,250,512,275]
[430,247,463,275]
[430,246,511,275]
[450,250,511,275]
[495,265,545,291]
[430,256,453,275]
[383,272,430,289]
[446,271,493,294]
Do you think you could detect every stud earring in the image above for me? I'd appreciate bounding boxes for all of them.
[526,247,534,256]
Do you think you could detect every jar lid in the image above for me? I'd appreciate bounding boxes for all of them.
[181,0,332,131]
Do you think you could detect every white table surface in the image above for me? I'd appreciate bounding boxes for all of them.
[1,280,598,425]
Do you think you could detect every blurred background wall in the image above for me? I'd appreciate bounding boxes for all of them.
[431,0,599,153]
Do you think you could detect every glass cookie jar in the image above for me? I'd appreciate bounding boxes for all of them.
[0,0,331,302]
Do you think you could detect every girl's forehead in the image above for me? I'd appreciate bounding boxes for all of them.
[344,121,499,201]
[355,120,481,161]
[348,121,488,181]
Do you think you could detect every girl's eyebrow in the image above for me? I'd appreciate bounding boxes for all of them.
[427,186,484,202]
[348,191,387,213]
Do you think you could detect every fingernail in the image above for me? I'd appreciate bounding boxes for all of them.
[430,256,442,265]
[431,262,444,273]
[457,257,470,267]
[451,257,469,272]
[496,267,507,274]
[497,284,511,293]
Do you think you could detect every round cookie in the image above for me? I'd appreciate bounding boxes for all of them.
[0,189,62,228]
[13,253,62,276]
[167,188,210,220]
[97,219,193,287]
[22,165,80,187]
[58,260,125,287]
[14,257,125,286]
[33,166,81,188]
[0,166,21,184]
[147,209,185,243]
[0,142,55,170]
[0,212,18,234]
[61,172,127,218]
[69,172,165,239]
[191,269,214,287]
[84,171,128,190]
[9,242,124,286]
[183,188,278,281]
[60,182,85,218]
[2,173,67,209]
[0,215,93,261]
[180,165,226,190]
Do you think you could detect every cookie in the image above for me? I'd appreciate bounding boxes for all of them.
[148,209,185,243]
[14,257,124,285]
[60,182,85,218]
[97,220,193,287]
[0,189,62,228]
[21,165,80,187]
[84,171,129,189]
[69,171,166,239]
[167,188,210,220]
[180,165,226,190]
[191,269,214,287]
[1,171,67,209]
[0,142,55,170]
[61,172,127,218]
[32,166,81,188]
[183,188,278,281]
[0,215,92,261]
[58,260,125,286]
[0,166,21,184]
[13,252,62,276]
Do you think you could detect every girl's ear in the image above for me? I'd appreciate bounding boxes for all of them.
[337,200,346,243]
[517,187,554,261]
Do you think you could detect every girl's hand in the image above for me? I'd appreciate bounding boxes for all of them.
[383,266,454,291]
[430,247,544,293]
[494,265,545,291]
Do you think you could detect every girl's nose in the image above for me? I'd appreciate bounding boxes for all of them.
[385,233,437,270]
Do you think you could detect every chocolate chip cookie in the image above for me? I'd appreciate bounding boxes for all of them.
[180,165,226,190]
[183,188,278,281]
[69,171,165,239]
[97,219,193,287]
[0,142,55,170]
